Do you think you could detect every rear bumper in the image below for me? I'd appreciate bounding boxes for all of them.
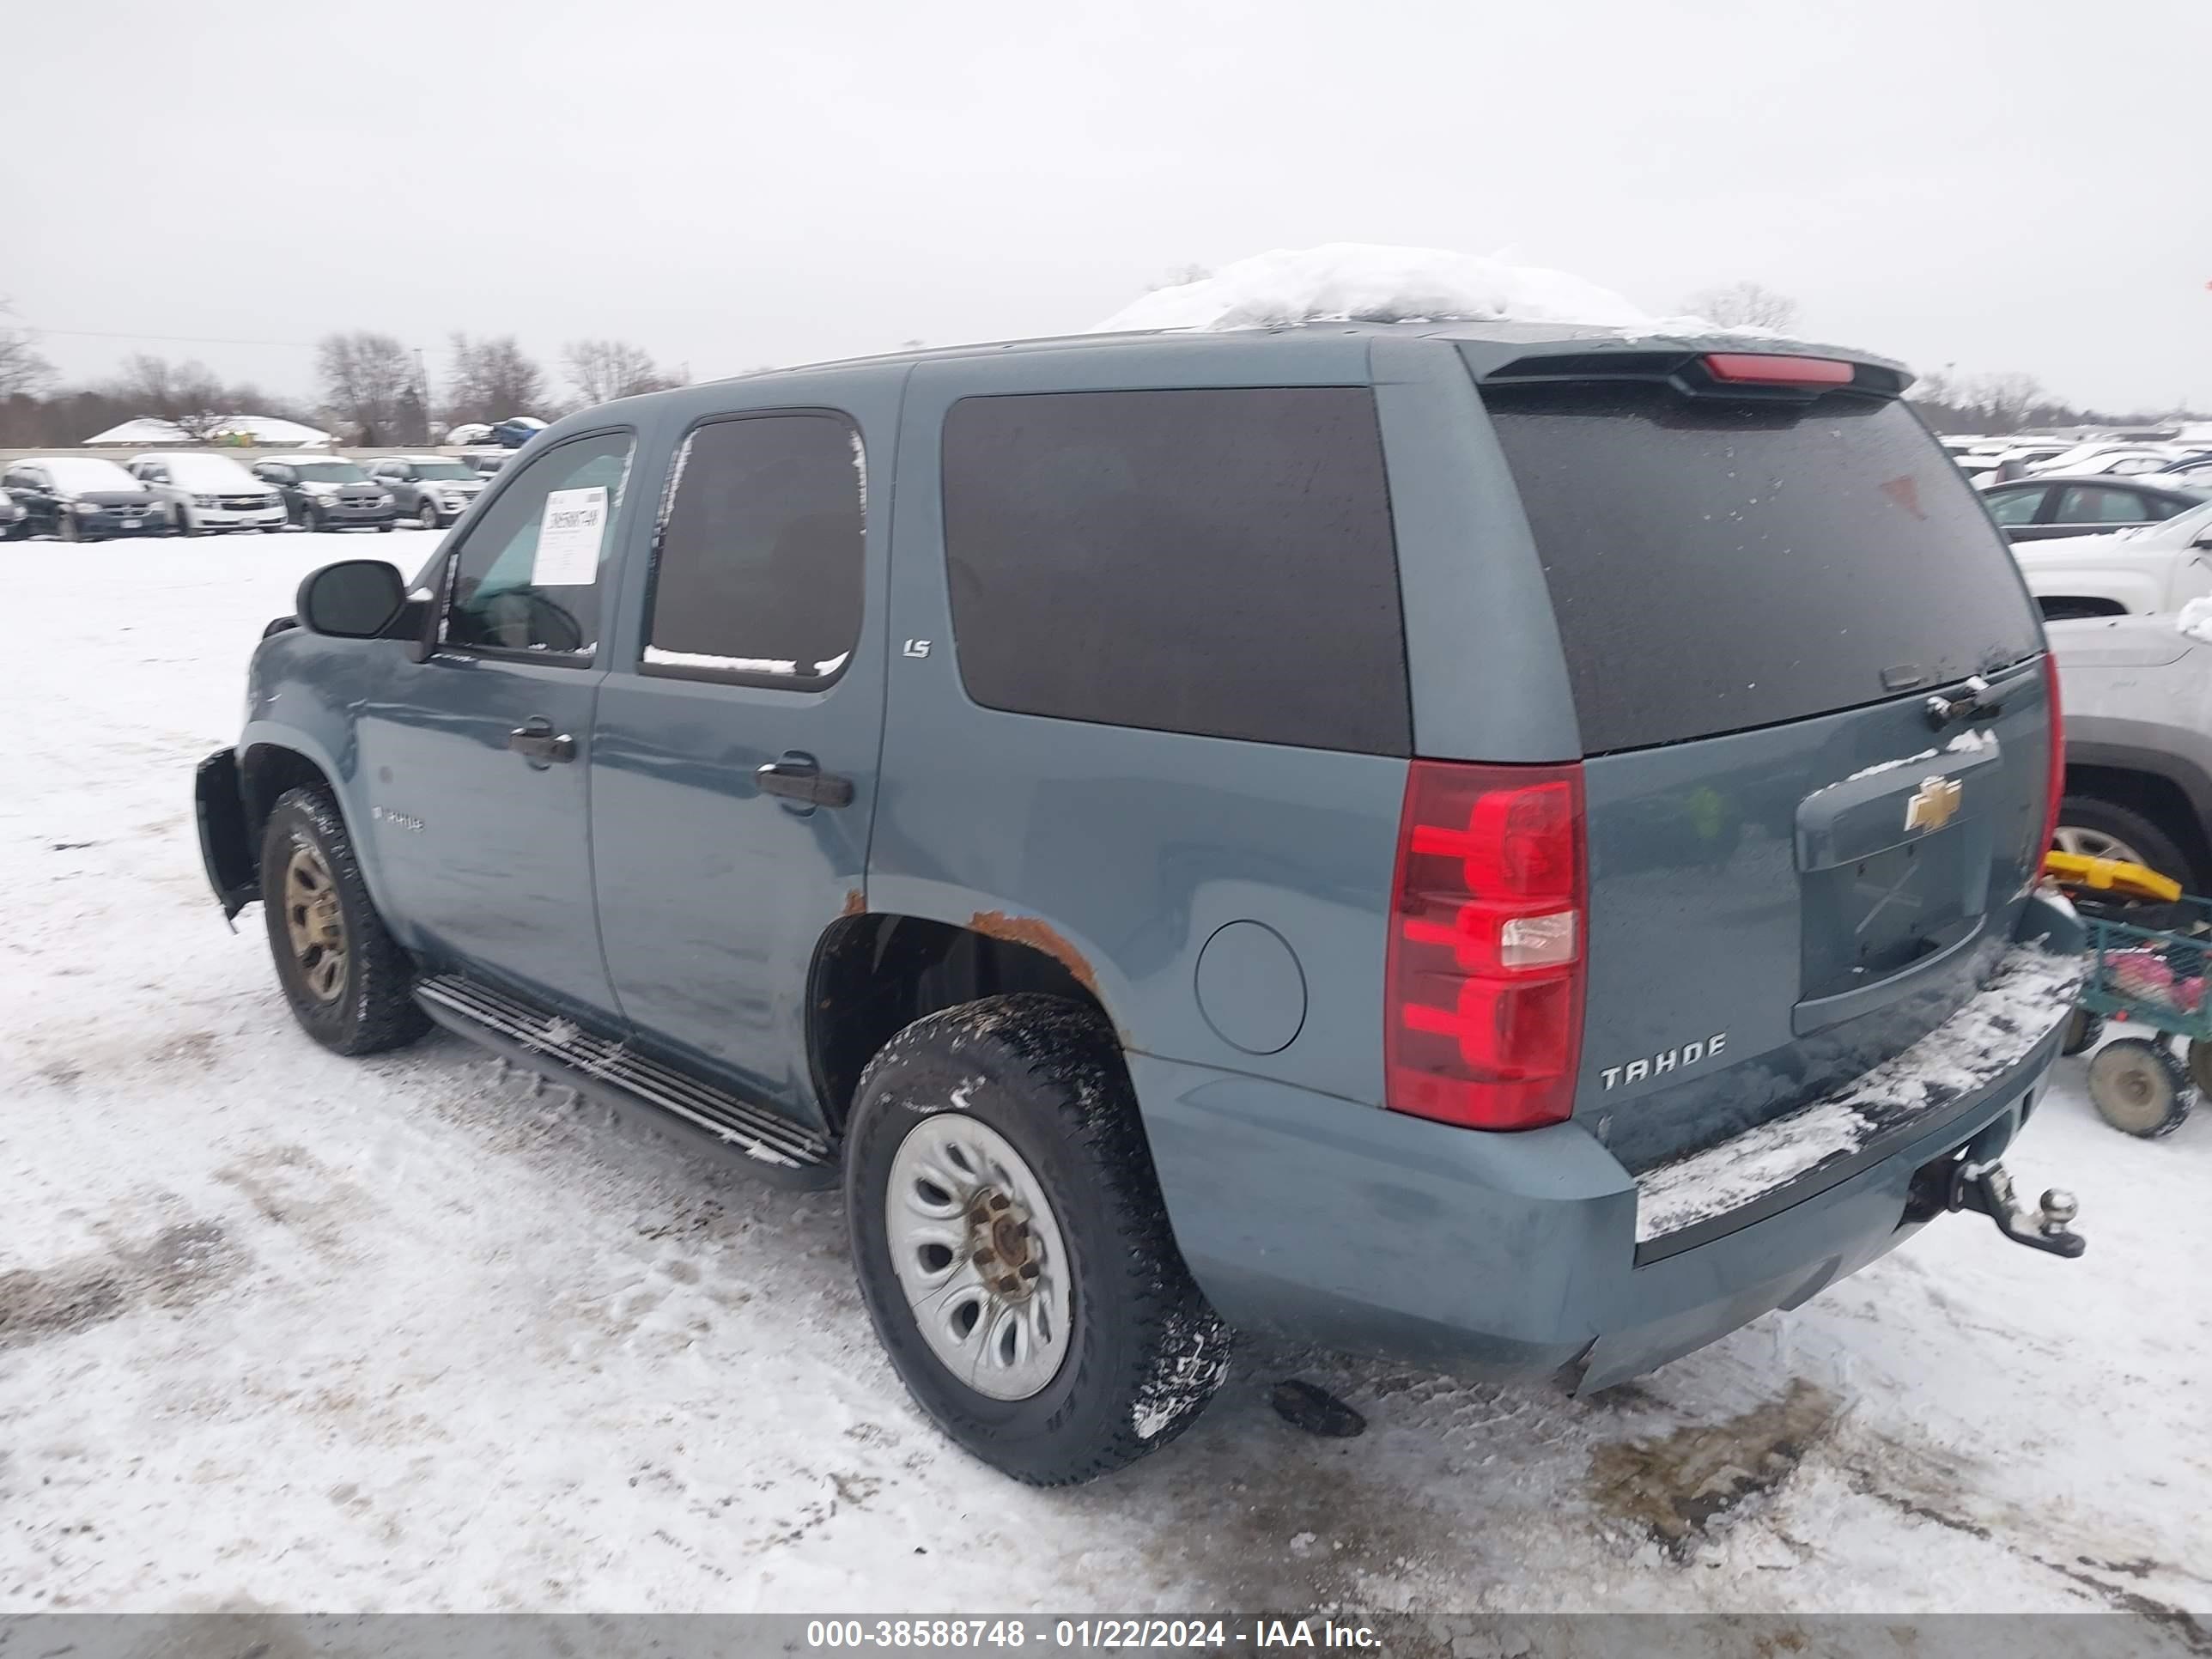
[1136,896,2086,1390]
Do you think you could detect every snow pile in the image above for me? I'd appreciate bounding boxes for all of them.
[82,414,333,447]
[1635,944,2087,1243]
[2178,596,2212,645]
[1090,243,1772,337]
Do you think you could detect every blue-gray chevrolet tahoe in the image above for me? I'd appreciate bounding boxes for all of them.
[197,323,2088,1485]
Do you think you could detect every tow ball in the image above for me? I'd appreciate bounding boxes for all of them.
[1944,1161,2086,1258]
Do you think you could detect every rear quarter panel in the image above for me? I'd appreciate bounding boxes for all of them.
[871,338,1413,1103]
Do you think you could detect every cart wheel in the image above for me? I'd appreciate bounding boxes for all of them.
[2191,1040,2212,1099]
[2061,1008,2105,1057]
[2087,1038,2194,1139]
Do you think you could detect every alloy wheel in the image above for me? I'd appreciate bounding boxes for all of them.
[282,843,349,1004]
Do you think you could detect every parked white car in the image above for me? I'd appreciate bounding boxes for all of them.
[2013,498,2212,620]
[126,452,287,535]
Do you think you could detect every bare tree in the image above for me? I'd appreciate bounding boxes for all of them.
[446,332,548,424]
[316,331,415,446]
[107,353,240,441]
[0,300,56,398]
[562,338,688,408]
[1680,281,1802,333]
[1960,371,2045,433]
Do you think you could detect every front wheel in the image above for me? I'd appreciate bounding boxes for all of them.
[258,787,430,1056]
[845,994,1230,1485]
[58,514,81,543]
[300,506,322,534]
[416,500,440,531]
[2087,1037,2194,1138]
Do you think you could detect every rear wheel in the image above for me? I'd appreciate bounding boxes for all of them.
[2087,1037,2193,1138]
[845,994,1230,1485]
[258,787,430,1056]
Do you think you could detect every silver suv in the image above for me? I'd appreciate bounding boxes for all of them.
[2050,613,2212,892]
[365,455,487,530]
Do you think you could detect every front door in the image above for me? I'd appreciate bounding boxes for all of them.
[353,427,641,1021]
[591,387,891,1122]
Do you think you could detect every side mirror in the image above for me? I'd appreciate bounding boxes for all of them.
[296,559,407,639]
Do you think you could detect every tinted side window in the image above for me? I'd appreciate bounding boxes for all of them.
[939,387,1407,754]
[444,430,633,658]
[2054,485,2149,525]
[644,413,864,686]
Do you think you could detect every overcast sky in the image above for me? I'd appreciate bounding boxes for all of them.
[9,0,2209,413]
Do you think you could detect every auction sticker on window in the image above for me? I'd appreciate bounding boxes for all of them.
[533,487,607,586]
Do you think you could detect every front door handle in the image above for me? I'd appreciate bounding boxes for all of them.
[756,754,854,808]
[508,719,577,764]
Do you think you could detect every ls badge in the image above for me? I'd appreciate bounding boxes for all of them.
[1904,775,1962,834]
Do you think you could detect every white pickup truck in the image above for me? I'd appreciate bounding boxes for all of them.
[2015,499,2212,621]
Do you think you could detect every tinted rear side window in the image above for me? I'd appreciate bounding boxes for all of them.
[645,413,865,686]
[939,387,1408,753]
[1482,383,2043,754]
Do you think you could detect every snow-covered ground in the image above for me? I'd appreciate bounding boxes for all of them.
[3,535,2209,1632]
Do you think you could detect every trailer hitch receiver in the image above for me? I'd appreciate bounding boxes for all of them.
[1945,1160,2085,1257]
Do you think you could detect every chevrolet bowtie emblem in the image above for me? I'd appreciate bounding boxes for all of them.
[1905,775,1963,834]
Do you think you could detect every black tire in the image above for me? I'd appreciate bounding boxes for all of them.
[845,994,1230,1485]
[2086,1037,2194,1139]
[258,787,430,1056]
[2061,1008,2105,1057]
[376,521,393,532]
[300,506,322,534]
[416,500,440,531]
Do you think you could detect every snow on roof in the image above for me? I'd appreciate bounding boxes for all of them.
[82,414,333,447]
[1089,243,1778,338]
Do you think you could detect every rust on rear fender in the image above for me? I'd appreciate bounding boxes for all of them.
[969,910,1101,999]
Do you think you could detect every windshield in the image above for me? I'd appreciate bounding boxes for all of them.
[1483,380,2044,754]
[161,455,258,489]
[46,458,141,493]
[414,462,478,481]
[295,461,369,483]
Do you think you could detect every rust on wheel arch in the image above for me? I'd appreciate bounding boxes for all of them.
[967,910,1101,1000]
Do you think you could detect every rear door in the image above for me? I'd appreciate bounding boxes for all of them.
[1476,363,2051,1176]
[2051,483,2164,538]
[589,383,892,1123]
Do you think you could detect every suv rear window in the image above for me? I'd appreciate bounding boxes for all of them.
[1482,381,2043,754]
[940,387,1409,754]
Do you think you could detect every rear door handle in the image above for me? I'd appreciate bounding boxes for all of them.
[756,754,854,808]
[508,719,577,764]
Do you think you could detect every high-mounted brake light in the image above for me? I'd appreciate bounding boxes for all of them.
[1702,353,1856,387]
[2039,653,2065,861]
[1386,761,1587,1132]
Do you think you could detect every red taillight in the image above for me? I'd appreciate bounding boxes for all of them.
[1702,353,1856,387]
[2040,652,2065,859]
[1386,761,1586,1131]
